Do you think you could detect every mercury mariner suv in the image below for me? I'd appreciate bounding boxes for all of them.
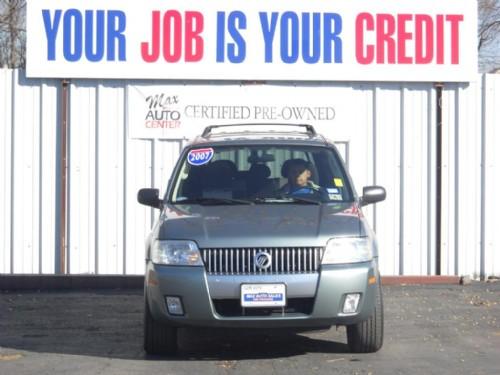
[138,124,386,355]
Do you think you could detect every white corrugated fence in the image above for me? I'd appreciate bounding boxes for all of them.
[1,69,499,278]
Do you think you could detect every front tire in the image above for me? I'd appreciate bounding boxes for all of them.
[346,282,384,353]
[143,298,178,355]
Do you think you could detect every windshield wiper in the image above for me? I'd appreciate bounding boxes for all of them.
[257,195,321,205]
[284,196,321,205]
[173,197,254,205]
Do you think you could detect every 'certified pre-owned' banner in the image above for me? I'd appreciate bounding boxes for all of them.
[27,0,477,82]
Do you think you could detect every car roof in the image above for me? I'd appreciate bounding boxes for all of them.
[187,123,331,148]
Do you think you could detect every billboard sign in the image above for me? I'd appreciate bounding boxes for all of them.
[27,0,478,82]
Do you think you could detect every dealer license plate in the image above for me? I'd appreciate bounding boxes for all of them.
[240,284,286,307]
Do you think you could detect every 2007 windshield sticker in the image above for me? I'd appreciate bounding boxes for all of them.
[187,148,214,166]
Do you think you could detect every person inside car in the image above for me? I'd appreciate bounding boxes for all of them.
[279,159,329,200]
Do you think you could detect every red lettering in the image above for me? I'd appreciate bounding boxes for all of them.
[376,14,396,64]
[415,15,433,64]
[141,11,161,62]
[163,11,182,62]
[185,11,204,62]
[141,10,205,63]
[145,120,181,129]
[397,14,412,64]
[436,15,444,64]
[355,12,464,66]
[355,13,374,64]
[447,15,463,64]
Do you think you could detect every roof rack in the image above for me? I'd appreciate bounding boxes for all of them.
[201,123,317,138]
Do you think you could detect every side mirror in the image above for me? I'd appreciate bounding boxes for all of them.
[137,188,162,209]
[360,186,386,206]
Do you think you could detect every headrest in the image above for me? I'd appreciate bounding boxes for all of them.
[200,160,237,188]
[248,163,271,179]
[207,160,237,175]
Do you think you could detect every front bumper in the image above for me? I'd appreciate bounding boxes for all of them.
[145,260,379,328]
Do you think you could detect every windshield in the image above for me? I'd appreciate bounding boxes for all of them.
[169,145,354,204]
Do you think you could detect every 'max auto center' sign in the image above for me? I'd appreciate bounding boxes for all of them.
[27,0,477,82]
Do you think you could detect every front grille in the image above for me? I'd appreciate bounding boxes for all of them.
[200,247,324,275]
[213,298,315,317]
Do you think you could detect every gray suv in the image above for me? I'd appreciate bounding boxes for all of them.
[138,124,386,355]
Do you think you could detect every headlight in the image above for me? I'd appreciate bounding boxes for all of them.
[152,240,203,266]
[322,237,373,265]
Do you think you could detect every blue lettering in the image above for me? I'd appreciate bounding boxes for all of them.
[216,12,225,62]
[324,13,343,63]
[85,10,104,62]
[227,11,246,63]
[259,12,278,63]
[107,11,126,61]
[216,11,246,63]
[63,9,82,62]
[43,9,127,62]
[302,13,321,64]
[42,9,62,61]
[280,12,298,64]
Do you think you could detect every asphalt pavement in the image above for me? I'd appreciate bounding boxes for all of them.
[0,282,499,375]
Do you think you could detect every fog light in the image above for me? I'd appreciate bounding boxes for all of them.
[343,293,361,314]
[165,296,184,316]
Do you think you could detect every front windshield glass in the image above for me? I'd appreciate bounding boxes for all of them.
[169,145,354,204]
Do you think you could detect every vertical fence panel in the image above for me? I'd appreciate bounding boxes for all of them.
[456,82,483,278]
[0,70,13,273]
[39,81,59,274]
[483,75,500,278]
[68,83,97,274]
[427,87,437,276]
[11,71,41,273]
[374,85,402,276]
[441,87,458,276]
[125,139,154,275]
[346,85,374,196]
[351,84,375,229]
[154,140,183,195]
[95,84,126,274]
[401,85,433,275]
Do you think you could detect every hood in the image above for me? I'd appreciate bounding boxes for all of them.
[158,203,364,248]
